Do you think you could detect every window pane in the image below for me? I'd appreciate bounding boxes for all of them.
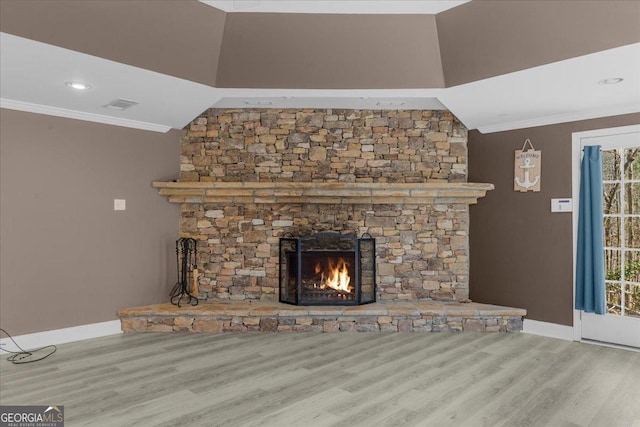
[605,249,622,280]
[625,218,640,249]
[604,216,620,248]
[602,149,620,181]
[624,250,640,282]
[606,282,622,315]
[624,183,640,215]
[625,284,640,318]
[624,148,640,181]
[603,184,620,214]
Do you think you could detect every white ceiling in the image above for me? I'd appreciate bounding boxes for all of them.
[1,31,638,134]
[0,33,219,132]
[201,0,469,14]
[439,43,640,133]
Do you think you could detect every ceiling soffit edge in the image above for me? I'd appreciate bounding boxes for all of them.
[0,98,172,133]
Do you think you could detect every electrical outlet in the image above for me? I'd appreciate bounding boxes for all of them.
[0,339,9,355]
[114,199,126,211]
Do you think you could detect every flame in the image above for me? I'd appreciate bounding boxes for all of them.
[322,258,351,293]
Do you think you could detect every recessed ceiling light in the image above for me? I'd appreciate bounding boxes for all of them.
[65,81,91,90]
[598,77,624,85]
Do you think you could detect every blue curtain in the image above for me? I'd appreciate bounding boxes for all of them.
[576,145,606,315]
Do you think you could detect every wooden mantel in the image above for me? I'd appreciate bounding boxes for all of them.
[152,181,494,205]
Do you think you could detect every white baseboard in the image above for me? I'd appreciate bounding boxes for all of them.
[522,319,574,341]
[0,320,122,354]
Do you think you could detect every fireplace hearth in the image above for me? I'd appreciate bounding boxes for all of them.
[279,233,376,306]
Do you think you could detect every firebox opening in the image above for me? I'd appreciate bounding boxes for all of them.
[295,251,356,303]
[279,232,376,306]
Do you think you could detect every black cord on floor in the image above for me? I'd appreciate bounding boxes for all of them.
[0,328,57,364]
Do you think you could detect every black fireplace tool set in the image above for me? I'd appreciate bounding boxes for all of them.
[170,237,199,307]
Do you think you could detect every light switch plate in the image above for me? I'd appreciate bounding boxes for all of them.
[551,198,572,212]
[114,199,126,211]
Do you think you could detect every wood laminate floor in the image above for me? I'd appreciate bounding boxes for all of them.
[1,332,639,427]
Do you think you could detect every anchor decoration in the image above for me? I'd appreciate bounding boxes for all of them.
[515,158,540,189]
[514,139,541,192]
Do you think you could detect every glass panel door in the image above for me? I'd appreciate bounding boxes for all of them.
[577,127,640,349]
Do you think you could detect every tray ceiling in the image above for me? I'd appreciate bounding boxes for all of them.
[0,1,638,133]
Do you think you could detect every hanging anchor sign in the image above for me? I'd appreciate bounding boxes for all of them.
[514,139,541,192]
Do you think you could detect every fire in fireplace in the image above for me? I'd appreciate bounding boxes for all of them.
[279,232,376,305]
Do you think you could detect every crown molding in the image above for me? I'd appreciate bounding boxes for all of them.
[0,98,172,133]
[476,103,640,134]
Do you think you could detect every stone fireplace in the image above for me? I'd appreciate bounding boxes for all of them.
[155,108,493,305]
[120,108,530,334]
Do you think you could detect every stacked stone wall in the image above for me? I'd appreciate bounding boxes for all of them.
[179,109,470,302]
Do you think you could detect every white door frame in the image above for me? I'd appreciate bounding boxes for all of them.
[571,124,640,342]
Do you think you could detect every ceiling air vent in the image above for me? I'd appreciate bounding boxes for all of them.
[103,99,139,111]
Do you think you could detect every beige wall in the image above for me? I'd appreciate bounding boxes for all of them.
[437,0,640,86]
[468,113,640,326]
[0,109,180,335]
[216,13,444,89]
